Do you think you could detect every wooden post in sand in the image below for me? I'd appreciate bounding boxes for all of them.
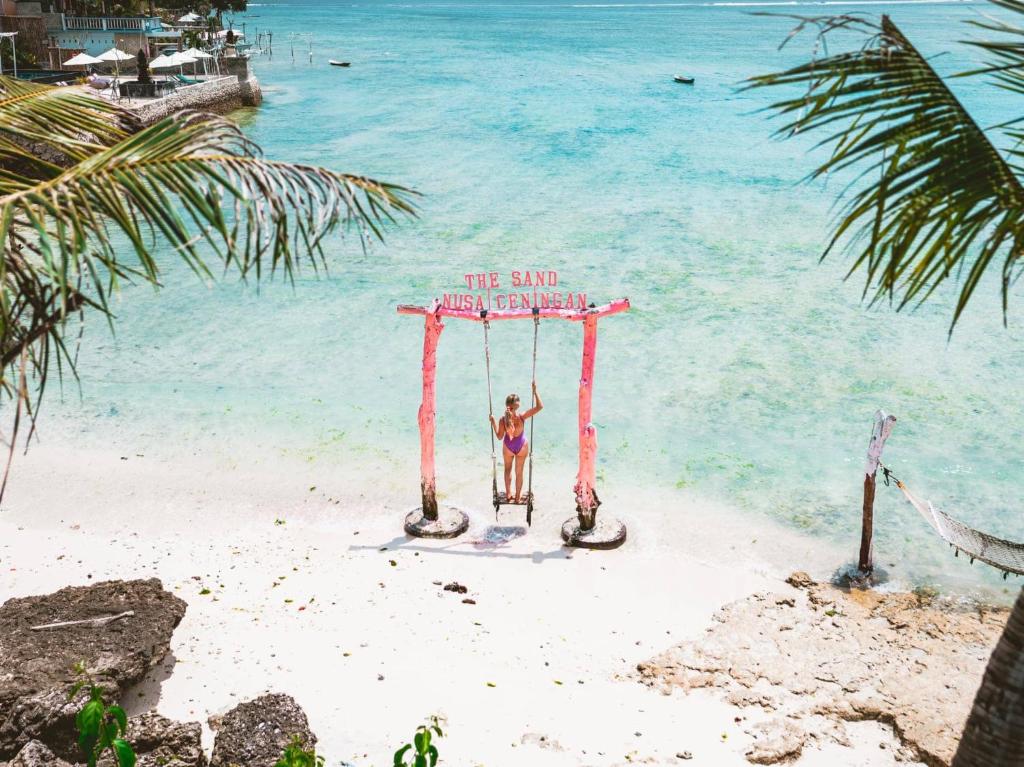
[418,307,443,521]
[561,310,626,549]
[402,302,468,539]
[575,314,600,530]
[860,409,897,574]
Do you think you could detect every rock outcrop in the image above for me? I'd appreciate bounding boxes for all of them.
[96,713,205,767]
[636,575,1009,766]
[0,579,186,760]
[7,740,77,767]
[209,694,315,767]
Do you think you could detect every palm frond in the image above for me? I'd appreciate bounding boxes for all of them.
[963,0,1024,97]
[0,76,131,164]
[2,110,413,295]
[0,89,415,482]
[0,109,414,360]
[749,13,1024,331]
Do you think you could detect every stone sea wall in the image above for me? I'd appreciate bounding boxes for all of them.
[130,74,262,126]
[128,57,262,126]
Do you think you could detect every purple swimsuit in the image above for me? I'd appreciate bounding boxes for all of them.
[503,430,527,455]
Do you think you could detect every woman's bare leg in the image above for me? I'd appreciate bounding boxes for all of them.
[514,442,529,502]
[502,445,514,500]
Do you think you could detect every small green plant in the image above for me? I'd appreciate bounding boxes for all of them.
[70,680,135,767]
[394,717,443,767]
[274,735,323,767]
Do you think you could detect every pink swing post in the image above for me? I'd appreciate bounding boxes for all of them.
[398,298,630,546]
[575,314,600,524]
[401,300,470,539]
[418,307,444,520]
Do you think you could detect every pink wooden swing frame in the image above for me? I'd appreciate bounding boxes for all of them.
[397,297,630,532]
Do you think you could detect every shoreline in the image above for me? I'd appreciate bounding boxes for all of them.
[8,423,1014,602]
[0,442,1005,765]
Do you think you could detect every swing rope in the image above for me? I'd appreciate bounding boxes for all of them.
[481,309,540,523]
[526,311,539,525]
[483,318,498,506]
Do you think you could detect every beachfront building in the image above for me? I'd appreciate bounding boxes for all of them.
[0,2,49,66]
[44,12,180,67]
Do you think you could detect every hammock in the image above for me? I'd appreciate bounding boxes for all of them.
[882,465,1024,577]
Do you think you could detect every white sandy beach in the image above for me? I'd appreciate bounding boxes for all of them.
[0,442,929,766]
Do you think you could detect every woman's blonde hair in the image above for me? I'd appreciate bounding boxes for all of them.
[504,393,520,426]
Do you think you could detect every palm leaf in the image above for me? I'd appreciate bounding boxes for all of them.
[963,0,1024,98]
[2,110,413,291]
[748,12,1024,331]
[0,82,414,483]
[0,76,131,164]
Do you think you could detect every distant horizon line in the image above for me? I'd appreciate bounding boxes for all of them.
[246,0,975,6]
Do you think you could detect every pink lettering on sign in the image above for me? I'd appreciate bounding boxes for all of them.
[445,271,585,312]
[511,271,558,288]
[463,272,501,290]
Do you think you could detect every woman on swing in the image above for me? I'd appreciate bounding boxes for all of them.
[489,383,543,504]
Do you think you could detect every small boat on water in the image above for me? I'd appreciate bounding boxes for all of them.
[674,75,694,84]
[330,60,351,67]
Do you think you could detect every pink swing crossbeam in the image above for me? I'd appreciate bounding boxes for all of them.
[397,298,630,323]
[398,296,629,532]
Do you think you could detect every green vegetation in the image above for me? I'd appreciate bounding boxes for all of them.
[135,49,152,85]
[274,735,324,767]
[157,0,248,24]
[71,688,443,767]
[750,0,1024,333]
[60,2,157,15]
[394,718,444,767]
[71,682,135,767]
[0,75,412,495]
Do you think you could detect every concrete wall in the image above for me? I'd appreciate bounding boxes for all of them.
[238,75,261,107]
[127,50,262,126]
[53,29,113,56]
[221,56,250,80]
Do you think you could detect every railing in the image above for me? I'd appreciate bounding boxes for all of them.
[61,16,157,32]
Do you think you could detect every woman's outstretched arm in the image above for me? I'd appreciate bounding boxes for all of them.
[522,383,544,419]
[489,414,506,438]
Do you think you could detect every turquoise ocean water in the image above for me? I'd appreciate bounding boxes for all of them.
[46,0,1024,594]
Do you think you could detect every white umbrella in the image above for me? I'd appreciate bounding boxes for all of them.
[172,52,198,77]
[147,53,178,69]
[182,47,213,76]
[97,47,133,62]
[151,52,197,81]
[97,47,133,78]
[150,52,195,66]
[178,12,202,23]
[147,53,178,82]
[63,52,103,68]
